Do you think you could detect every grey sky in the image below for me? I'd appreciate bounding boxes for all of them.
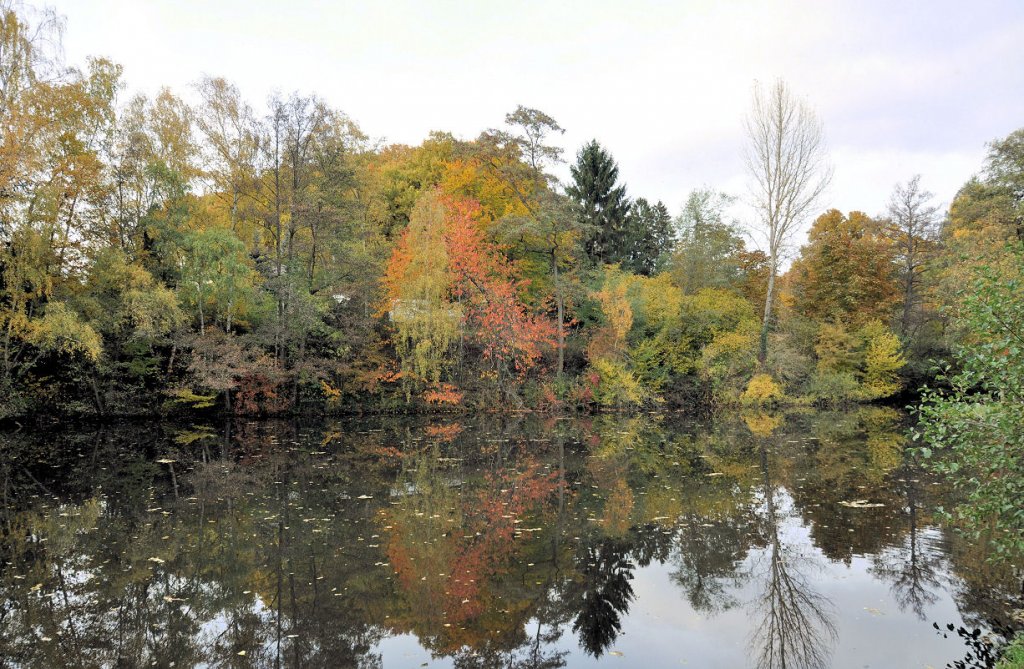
[48,0,1024,245]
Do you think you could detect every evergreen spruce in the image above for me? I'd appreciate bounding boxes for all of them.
[566,140,632,265]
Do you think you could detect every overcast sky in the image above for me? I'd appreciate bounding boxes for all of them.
[47,0,1024,245]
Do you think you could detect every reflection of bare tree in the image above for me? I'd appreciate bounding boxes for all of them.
[750,445,837,669]
[670,515,751,614]
[870,470,942,620]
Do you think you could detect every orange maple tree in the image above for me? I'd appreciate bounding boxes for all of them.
[382,190,556,397]
[441,195,555,377]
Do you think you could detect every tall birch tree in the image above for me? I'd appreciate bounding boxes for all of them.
[744,79,832,363]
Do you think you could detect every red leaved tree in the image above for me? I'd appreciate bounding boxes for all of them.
[382,190,555,402]
[442,195,556,394]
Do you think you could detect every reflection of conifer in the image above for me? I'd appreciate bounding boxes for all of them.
[568,538,636,657]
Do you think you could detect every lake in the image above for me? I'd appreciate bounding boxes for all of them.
[0,409,1018,668]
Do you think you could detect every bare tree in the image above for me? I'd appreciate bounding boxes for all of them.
[744,79,832,363]
[886,175,939,337]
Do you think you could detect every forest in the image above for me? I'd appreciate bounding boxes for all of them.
[0,1,1020,423]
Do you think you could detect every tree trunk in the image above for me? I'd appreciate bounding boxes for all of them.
[89,375,104,416]
[901,236,915,337]
[901,270,914,337]
[553,248,564,377]
[274,121,284,363]
[758,262,778,365]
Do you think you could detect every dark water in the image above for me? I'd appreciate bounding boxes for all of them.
[0,409,1019,668]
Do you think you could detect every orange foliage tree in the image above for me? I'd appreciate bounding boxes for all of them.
[382,190,556,401]
[790,209,899,327]
[443,196,556,381]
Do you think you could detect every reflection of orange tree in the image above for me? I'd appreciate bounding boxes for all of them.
[381,450,562,653]
[581,418,637,535]
[584,452,632,535]
[600,480,634,537]
[423,423,464,442]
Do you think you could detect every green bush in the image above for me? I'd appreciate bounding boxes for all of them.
[916,250,1024,563]
[808,370,859,406]
[857,320,906,400]
[591,358,647,408]
[997,636,1024,669]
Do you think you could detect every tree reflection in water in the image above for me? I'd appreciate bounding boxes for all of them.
[669,510,754,614]
[0,413,1017,668]
[869,461,944,620]
[749,435,838,669]
[568,538,635,657]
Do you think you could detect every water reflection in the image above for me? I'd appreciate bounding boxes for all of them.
[569,538,635,657]
[869,463,944,620]
[0,411,1018,668]
[748,415,837,669]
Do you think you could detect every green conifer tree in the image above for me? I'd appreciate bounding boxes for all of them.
[566,140,632,266]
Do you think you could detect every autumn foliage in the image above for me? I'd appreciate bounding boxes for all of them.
[382,459,562,645]
[3,2,1015,418]
[383,190,556,400]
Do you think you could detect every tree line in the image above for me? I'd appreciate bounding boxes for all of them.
[1,3,1022,421]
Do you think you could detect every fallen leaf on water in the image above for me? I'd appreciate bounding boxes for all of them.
[148,557,165,564]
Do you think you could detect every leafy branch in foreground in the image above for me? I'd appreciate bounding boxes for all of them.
[914,247,1024,562]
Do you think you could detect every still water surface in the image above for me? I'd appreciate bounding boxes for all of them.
[0,409,1018,668]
